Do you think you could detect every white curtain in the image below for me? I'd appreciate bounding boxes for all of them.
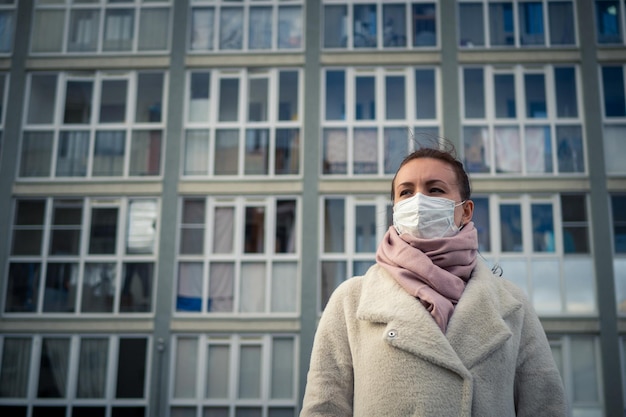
[77,338,108,398]
[38,338,70,398]
[184,130,210,175]
[239,262,265,313]
[209,262,234,312]
[0,337,31,397]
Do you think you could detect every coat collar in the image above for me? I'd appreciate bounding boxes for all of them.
[357,260,522,376]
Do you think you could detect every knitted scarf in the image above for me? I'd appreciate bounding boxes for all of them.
[375,222,478,333]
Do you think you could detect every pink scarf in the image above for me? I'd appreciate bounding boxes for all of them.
[375,222,478,333]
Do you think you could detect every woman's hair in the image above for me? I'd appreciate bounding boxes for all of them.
[390,143,471,202]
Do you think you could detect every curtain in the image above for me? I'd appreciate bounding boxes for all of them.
[31,10,64,53]
[239,262,265,313]
[56,131,89,177]
[0,337,32,397]
[77,338,108,398]
[209,262,234,312]
[184,130,210,175]
[138,8,169,51]
[213,207,234,253]
[38,338,70,398]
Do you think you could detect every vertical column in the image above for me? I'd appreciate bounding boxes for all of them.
[299,0,322,406]
[577,0,624,414]
[439,0,461,148]
[0,1,32,309]
[149,0,188,415]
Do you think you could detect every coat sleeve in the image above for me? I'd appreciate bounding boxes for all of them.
[300,281,356,417]
[513,292,568,417]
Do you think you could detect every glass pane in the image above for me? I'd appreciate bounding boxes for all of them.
[189,72,211,123]
[323,128,347,174]
[531,204,556,252]
[355,205,376,253]
[126,200,157,254]
[571,337,599,402]
[21,126,44,165]
[89,207,118,254]
[596,0,622,43]
[278,6,302,49]
[245,129,269,175]
[245,206,265,253]
[494,74,516,118]
[325,70,345,120]
[135,73,163,123]
[604,124,626,174]
[214,129,239,175]
[68,10,99,52]
[236,409,261,417]
[49,199,82,256]
[275,128,299,175]
[615,259,626,314]
[12,199,45,255]
[275,200,296,253]
[602,66,626,117]
[386,75,405,120]
[415,69,435,119]
[268,408,296,417]
[184,130,209,176]
[525,126,552,173]
[563,258,595,314]
[120,263,153,312]
[500,204,523,252]
[459,3,484,47]
[180,199,205,254]
[116,338,147,398]
[38,338,70,398]
[561,194,589,253]
[76,338,108,398]
[238,346,261,398]
[248,78,268,122]
[174,338,198,399]
[531,260,561,314]
[463,68,485,119]
[103,9,134,51]
[213,206,234,253]
[129,130,161,176]
[240,262,265,313]
[354,128,377,174]
[384,127,409,174]
[473,197,490,252]
[219,78,239,121]
[204,408,229,417]
[489,2,515,46]
[321,261,346,309]
[111,406,145,417]
[519,2,544,45]
[494,126,521,173]
[613,195,626,252]
[383,4,407,47]
[525,73,546,118]
[554,67,578,118]
[271,338,294,398]
[356,76,375,120]
[556,125,584,173]
[138,8,169,51]
[549,2,575,45]
[249,7,271,50]
[324,5,347,48]
[72,407,106,417]
[219,7,243,50]
[43,263,77,312]
[93,131,125,176]
[82,263,115,313]
[0,337,32,397]
[177,262,203,312]
[412,3,437,46]
[324,199,345,252]
[209,262,234,312]
[354,260,374,277]
[56,131,89,177]
[271,263,297,312]
[354,4,377,48]
[33,406,67,417]
[278,71,298,121]
[190,7,214,51]
[64,81,93,124]
[31,10,64,53]
[28,74,57,124]
[500,259,528,294]
[206,345,229,398]
[100,80,127,123]
[5,263,41,312]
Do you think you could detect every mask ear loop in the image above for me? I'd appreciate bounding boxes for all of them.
[457,200,467,230]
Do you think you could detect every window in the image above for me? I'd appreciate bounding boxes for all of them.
[170,334,298,416]
[0,334,149,415]
[322,67,440,177]
[183,68,301,177]
[319,193,595,316]
[176,197,299,315]
[601,65,626,175]
[0,0,15,54]
[461,65,585,176]
[189,0,303,52]
[0,73,6,167]
[31,0,171,54]
[458,1,576,48]
[5,197,159,315]
[595,0,623,44]
[323,1,437,49]
[612,195,626,315]
[19,71,165,179]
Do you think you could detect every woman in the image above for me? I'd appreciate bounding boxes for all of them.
[300,147,567,416]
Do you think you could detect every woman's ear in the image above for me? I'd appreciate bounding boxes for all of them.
[461,200,474,226]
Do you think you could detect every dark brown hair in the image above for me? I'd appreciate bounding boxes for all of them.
[390,144,471,202]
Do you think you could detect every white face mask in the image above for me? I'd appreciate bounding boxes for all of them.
[393,193,464,239]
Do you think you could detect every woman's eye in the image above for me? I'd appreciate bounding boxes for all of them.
[399,189,412,196]
[430,187,444,194]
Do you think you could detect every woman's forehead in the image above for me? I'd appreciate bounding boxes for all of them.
[395,157,457,182]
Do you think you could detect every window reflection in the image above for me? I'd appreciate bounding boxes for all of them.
[500,204,523,252]
[82,263,116,313]
[532,204,555,252]
[383,4,407,47]
[219,7,243,50]
[245,207,265,253]
[519,2,544,45]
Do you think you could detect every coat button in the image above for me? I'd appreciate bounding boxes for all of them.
[387,329,398,339]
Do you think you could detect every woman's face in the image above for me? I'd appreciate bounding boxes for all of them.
[393,157,474,227]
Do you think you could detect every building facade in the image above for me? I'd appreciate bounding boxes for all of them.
[0,0,625,416]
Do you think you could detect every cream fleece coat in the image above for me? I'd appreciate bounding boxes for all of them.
[300,260,567,417]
